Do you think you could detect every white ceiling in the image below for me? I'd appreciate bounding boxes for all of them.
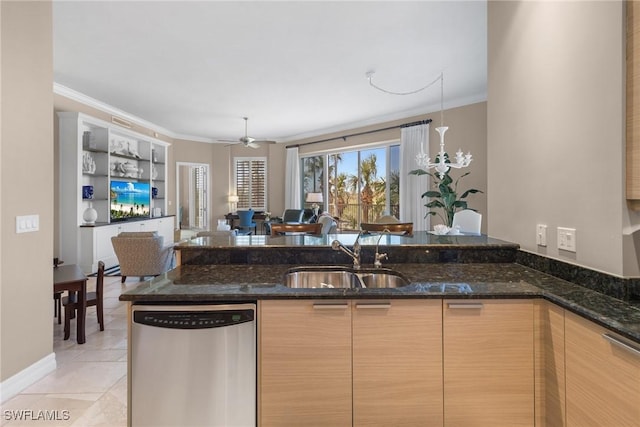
[53,1,487,143]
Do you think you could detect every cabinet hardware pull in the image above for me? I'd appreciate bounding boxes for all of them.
[448,303,484,309]
[312,304,349,310]
[355,303,391,309]
[602,333,640,356]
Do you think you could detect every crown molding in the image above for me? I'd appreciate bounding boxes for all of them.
[53,82,486,145]
[53,83,216,143]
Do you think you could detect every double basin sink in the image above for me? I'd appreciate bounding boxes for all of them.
[284,266,410,289]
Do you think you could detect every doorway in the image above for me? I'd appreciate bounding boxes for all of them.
[176,162,209,231]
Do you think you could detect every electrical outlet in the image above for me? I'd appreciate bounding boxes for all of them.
[16,214,39,233]
[536,224,547,246]
[557,227,576,252]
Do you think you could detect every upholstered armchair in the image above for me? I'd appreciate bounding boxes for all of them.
[265,209,304,235]
[111,231,174,283]
[282,209,304,223]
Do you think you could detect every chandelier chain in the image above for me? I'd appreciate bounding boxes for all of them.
[367,71,442,96]
[365,70,471,178]
[367,71,444,127]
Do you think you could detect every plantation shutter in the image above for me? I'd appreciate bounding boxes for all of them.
[235,157,267,210]
[193,166,206,228]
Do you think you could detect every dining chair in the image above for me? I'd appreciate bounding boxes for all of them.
[63,260,104,338]
[53,258,64,324]
[54,291,63,324]
[317,214,338,234]
[270,222,322,236]
[451,209,482,234]
[375,215,400,224]
[236,209,257,235]
[361,222,413,235]
[196,230,238,237]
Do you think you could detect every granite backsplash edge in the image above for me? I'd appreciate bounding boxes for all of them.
[516,250,640,302]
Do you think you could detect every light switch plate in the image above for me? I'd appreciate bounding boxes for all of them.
[16,214,39,233]
[557,227,576,252]
[536,224,547,246]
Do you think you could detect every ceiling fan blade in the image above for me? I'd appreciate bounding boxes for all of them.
[217,117,276,147]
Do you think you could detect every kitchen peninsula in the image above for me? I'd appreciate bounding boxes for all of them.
[120,233,640,426]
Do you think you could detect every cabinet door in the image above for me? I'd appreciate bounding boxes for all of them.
[565,311,640,427]
[534,300,565,427]
[137,220,158,233]
[259,300,352,427]
[95,225,121,268]
[156,217,175,245]
[353,299,443,427]
[443,299,534,427]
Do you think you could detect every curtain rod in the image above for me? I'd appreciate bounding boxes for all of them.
[285,119,432,149]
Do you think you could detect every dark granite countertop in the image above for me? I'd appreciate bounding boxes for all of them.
[120,262,640,344]
[175,233,521,265]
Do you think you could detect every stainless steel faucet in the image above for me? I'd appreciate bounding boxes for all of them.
[331,231,363,269]
[374,229,391,268]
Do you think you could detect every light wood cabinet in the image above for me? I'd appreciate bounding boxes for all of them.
[259,300,353,426]
[628,0,640,208]
[259,299,443,427]
[443,299,534,427]
[534,300,566,427]
[565,311,640,427]
[352,299,442,426]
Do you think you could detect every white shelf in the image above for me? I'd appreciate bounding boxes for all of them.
[58,111,172,269]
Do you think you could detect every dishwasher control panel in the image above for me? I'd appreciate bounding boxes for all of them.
[133,309,254,329]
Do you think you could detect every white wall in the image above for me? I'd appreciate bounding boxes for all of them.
[488,0,639,277]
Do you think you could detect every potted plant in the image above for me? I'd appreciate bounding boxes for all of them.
[409,168,482,227]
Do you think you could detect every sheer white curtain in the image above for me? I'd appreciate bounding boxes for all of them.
[399,124,429,231]
[285,147,301,209]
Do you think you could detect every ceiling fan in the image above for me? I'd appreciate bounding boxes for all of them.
[218,117,276,149]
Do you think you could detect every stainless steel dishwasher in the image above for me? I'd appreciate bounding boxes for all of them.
[129,303,256,427]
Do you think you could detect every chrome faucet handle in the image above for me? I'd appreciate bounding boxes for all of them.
[374,228,391,268]
[374,252,388,268]
[331,238,361,270]
[353,240,361,256]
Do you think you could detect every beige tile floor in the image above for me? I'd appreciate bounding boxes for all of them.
[2,275,137,427]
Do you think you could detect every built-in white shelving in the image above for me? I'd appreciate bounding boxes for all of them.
[58,112,172,273]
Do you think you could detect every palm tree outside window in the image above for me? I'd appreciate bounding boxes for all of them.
[300,144,400,229]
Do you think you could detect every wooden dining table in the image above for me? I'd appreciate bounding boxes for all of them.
[53,264,87,344]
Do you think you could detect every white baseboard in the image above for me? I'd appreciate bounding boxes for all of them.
[0,353,57,403]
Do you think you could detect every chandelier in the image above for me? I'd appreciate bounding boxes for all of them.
[367,71,472,178]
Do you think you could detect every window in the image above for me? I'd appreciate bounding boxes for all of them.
[176,162,209,230]
[192,165,207,229]
[301,143,400,229]
[235,157,267,210]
